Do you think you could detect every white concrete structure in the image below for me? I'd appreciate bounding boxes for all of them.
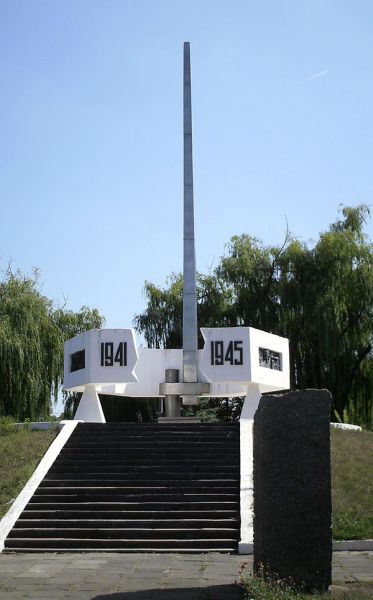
[64,328,138,423]
[64,327,289,400]
[64,328,138,390]
[200,326,289,390]
[64,327,289,404]
[331,422,362,431]
[239,384,261,553]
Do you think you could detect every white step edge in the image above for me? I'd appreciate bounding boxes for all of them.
[0,420,80,552]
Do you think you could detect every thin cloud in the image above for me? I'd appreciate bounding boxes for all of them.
[295,69,329,86]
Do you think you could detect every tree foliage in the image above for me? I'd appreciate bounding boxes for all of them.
[0,268,104,420]
[135,206,373,427]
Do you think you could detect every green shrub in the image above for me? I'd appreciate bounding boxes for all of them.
[333,512,373,541]
[0,416,17,435]
[239,562,309,600]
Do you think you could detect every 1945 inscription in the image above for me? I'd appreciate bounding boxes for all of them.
[210,340,243,366]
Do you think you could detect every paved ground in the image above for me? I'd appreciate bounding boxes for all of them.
[0,552,372,600]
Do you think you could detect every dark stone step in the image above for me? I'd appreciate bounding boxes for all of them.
[26,501,239,511]
[44,475,239,483]
[60,452,239,460]
[40,479,239,488]
[64,446,238,453]
[69,433,238,441]
[74,423,238,430]
[15,518,239,529]
[58,454,239,462]
[64,435,239,442]
[21,509,239,520]
[66,442,238,449]
[48,466,239,475]
[5,546,237,553]
[67,439,239,447]
[60,447,239,454]
[68,433,239,441]
[5,421,240,554]
[31,491,238,502]
[53,458,239,467]
[7,527,239,540]
[4,538,237,551]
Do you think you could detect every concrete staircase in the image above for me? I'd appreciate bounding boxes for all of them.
[5,422,240,552]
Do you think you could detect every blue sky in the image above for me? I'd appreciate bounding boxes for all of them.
[1,0,372,334]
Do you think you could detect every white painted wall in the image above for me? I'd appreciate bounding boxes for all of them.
[239,384,261,554]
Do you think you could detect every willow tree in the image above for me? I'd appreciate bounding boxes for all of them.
[135,205,373,427]
[277,206,373,425]
[0,268,104,420]
[134,272,235,349]
[306,206,372,425]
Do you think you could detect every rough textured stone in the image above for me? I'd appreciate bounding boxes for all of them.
[253,389,332,592]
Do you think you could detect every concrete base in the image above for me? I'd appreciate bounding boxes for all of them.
[239,542,254,555]
[74,385,106,423]
[157,417,201,424]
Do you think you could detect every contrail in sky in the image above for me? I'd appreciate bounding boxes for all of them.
[296,69,329,86]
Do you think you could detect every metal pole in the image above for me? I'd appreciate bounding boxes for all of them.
[183,41,198,397]
[164,369,180,417]
[158,43,210,412]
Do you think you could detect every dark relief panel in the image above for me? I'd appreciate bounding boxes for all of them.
[259,347,282,371]
[70,350,85,373]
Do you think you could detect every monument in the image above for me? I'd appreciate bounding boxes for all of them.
[63,42,290,554]
[1,45,332,577]
[64,42,290,420]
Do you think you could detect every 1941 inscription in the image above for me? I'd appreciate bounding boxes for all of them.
[210,340,243,366]
[100,342,127,367]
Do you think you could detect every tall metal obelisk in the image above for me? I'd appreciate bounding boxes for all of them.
[159,43,209,416]
[182,41,198,403]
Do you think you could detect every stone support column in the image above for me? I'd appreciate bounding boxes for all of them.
[239,384,261,554]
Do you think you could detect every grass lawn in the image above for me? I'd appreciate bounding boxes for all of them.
[331,429,373,540]
[0,426,57,518]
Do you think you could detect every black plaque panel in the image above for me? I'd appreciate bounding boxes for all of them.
[259,347,282,370]
[70,349,85,373]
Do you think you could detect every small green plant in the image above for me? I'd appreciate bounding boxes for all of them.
[239,563,373,599]
[23,417,32,430]
[240,562,308,600]
[333,512,373,541]
[242,577,306,600]
[0,416,17,435]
